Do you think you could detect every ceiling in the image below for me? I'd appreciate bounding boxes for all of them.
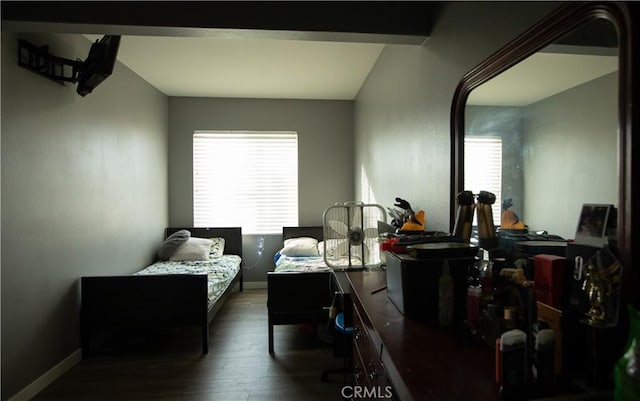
[86,34,385,100]
[3,1,435,100]
[4,2,618,104]
[468,50,618,107]
[96,34,617,103]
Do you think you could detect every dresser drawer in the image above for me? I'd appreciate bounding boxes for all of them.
[353,299,386,387]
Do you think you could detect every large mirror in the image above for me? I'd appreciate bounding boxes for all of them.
[451,3,634,285]
[464,18,618,239]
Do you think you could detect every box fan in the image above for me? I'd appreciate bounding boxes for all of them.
[322,202,387,270]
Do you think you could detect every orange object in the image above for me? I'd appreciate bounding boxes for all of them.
[501,209,525,229]
[400,210,425,231]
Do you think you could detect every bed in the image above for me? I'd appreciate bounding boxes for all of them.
[267,226,339,354]
[80,227,243,357]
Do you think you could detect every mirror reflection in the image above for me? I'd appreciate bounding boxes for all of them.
[463,18,618,240]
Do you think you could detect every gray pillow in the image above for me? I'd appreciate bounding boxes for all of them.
[157,229,191,260]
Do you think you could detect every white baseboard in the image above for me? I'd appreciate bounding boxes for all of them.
[8,349,82,401]
[241,281,267,290]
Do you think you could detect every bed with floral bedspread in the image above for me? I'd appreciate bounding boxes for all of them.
[134,255,242,308]
[81,227,243,357]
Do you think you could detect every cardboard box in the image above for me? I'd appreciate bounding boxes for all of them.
[537,301,563,375]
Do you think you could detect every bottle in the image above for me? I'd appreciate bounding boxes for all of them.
[439,260,454,327]
[481,260,494,304]
[503,306,516,331]
[500,329,528,400]
[477,190,497,249]
[467,259,482,331]
[453,190,476,242]
[533,329,555,394]
[493,257,506,283]
[467,284,482,331]
[484,303,502,347]
[615,305,640,401]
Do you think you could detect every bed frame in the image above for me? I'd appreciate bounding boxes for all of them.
[267,226,336,354]
[80,227,243,357]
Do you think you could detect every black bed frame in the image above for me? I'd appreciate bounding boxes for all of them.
[267,226,336,354]
[80,227,243,357]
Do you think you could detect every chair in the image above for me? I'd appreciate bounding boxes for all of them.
[321,312,353,383]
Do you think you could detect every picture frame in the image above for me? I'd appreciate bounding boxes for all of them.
[574,204,615,247]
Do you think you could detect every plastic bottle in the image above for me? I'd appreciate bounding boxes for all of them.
[481,260,494,304]
[467,285,482,330]
[615,305,640,401]
[439,260,454,326]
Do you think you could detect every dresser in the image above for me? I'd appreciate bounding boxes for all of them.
[346,271,498,401]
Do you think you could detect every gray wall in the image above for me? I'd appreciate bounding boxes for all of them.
[523,72,618,238]
[354,2,561,232]
[167,97,354,282]
[463,73,617,239]
[1,32,168,400]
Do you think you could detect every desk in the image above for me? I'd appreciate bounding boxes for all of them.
[346,271,498,401]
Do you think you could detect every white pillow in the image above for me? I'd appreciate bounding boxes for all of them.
[280,237,320,257]
[170,237,213,261]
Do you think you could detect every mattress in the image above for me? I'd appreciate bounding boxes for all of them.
[274,255,332,273]
[134,255,242,307]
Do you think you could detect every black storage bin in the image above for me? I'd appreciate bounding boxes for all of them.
[385,243,478,326]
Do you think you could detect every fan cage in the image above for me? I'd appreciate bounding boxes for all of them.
[322,202,387,269]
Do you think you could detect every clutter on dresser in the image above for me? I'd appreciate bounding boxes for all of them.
[380,191,625,398]
[386,197,426,233]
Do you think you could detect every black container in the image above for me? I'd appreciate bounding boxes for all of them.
[385,243,478,326]
[500,329,528,400]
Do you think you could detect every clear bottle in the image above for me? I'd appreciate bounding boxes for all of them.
[481,260,494,304]
[439,260,454,327]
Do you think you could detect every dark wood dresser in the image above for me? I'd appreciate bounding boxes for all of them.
[346,271,499,401]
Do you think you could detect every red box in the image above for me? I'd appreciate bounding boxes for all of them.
[533,254,566,308]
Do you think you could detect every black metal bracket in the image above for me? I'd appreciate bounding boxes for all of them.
[18,39,81,85]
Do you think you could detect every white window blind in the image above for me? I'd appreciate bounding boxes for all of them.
[464,136,502,226]
[193,131,298,234]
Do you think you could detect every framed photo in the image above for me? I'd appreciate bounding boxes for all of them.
[574,204,614,247]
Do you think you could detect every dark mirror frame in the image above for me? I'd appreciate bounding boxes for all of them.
[450,2,639,307]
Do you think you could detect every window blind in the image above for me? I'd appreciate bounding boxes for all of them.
[193,131,299,234]
[464,136,502,226]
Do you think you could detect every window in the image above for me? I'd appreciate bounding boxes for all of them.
[193,131,298,234]
[464,136,502,225]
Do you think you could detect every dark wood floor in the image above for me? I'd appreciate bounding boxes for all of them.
[33,289,347,401]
